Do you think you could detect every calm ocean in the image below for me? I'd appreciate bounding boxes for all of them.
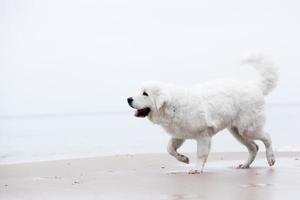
[0,104,299,164]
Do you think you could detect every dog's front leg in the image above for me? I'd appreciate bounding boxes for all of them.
[167,138,189,164]
[190,134,212,174]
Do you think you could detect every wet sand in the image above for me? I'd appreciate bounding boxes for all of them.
[0,152,300,200]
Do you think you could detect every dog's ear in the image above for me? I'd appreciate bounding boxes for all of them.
[153,88,170,111]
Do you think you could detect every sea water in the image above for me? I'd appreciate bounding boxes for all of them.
[0,104,299,164]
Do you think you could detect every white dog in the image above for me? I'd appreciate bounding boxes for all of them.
[127,55,278,173]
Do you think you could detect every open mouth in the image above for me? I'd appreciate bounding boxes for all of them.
[134,108,151,117]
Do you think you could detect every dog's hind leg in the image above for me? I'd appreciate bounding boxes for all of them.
[167,138,189,164]
[246,131,276,167]
[228,127,259,169]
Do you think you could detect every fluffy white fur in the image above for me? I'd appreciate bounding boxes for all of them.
[128,55,279,173]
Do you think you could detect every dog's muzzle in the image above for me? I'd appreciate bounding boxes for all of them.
[127,97,151,117]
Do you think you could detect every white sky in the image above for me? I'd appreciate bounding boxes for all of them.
[1,0,300,116]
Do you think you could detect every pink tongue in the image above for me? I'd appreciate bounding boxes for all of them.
[134,110,139,116]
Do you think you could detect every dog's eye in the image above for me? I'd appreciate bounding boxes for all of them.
[143,92,149,96]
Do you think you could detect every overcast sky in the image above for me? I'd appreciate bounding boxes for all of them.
[1,0,300,116]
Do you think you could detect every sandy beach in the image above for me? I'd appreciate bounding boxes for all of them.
[1,152,300,200]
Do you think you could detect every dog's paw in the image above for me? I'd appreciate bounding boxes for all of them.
[236,164,250,169]
[177,155,189,164]
[267,154,276,167]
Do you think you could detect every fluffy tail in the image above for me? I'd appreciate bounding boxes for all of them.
[241,54,279,96]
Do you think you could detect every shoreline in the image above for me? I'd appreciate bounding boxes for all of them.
[1,151,300,166]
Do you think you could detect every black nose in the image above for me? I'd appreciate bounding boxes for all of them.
[127,97,133,106]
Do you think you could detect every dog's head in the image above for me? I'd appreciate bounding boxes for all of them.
[127,81,170,118]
